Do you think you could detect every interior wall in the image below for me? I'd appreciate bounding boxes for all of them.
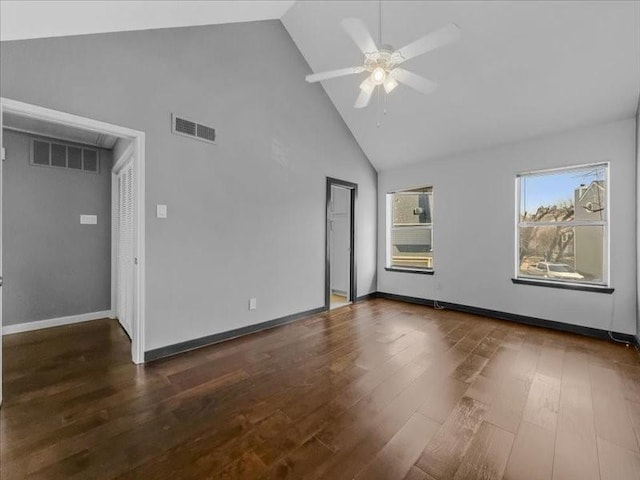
[378,118,637,335]
[0,20,378,351]
[2,130,112,325]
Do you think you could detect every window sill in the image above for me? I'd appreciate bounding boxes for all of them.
[511,278,613,294]
[385,267,434,275]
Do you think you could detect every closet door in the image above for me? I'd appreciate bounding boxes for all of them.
[116,158,134,337]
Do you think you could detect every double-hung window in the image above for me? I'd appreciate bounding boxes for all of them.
[516,163,609,286]
[387,187,433,272]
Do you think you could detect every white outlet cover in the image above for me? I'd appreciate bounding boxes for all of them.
[80,214,97,224]
[249,298,257,310]
[157,204,167,219]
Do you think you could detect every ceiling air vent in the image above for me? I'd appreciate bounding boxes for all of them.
[171,113,216,145]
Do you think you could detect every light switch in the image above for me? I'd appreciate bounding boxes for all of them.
[157,204,167,219]
[80,215,97,224]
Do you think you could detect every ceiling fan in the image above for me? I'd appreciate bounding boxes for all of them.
[305,16,461,108]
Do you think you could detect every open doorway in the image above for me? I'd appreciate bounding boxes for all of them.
[0,98,146,404]
[325,177,356,310]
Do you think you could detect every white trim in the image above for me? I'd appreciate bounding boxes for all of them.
[1,102,4,406]
[514,161,610,286]
[516,161,609,177]
[514,174,521,280]
[2,311,114,335]
[2,125,111,149]
[1,98,140,139]
[385,188,434,270]
[519,220,607,228]
[111,171,118,323]
[0,97,146,364]
[112,142,134,172]
[111,142,134,340]
[133,133,146,364]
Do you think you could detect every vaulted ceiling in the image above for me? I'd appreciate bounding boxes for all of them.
[283,1,640,170]
[2,1,638,172]
[0,1,295,41]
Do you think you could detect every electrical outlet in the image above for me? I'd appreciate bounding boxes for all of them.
[249,298,257,310]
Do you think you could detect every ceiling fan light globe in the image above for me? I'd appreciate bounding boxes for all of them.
[371,67,386,85]
[383,77,398,94]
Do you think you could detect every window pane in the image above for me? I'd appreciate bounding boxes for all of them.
[393,190,432,225]
[67,147,82,169]
[519,165,607,222]
[83,149,98,172]
[391,226,433,269]
[33,140,50,165]
[518,225,605,284]
[51,143,67,167]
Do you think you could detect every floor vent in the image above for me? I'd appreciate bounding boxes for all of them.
[171,114,216,145]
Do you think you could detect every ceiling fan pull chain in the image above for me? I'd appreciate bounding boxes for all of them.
[376,85,381,128]
[384,89,387,116]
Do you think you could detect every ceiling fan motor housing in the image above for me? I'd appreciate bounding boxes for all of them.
[364,46,401,72]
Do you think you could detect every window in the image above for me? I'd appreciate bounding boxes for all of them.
[516,163,608,286]
[387,186,433,271]
[30,138,99,173]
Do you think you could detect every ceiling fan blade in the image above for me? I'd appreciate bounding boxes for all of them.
[354,88,373,109]
[395,23,461,63]
[306,66,364,83]
[390,68,438,95]
[341,18,379,54]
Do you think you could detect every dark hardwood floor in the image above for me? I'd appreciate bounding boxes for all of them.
[2,298,640,479]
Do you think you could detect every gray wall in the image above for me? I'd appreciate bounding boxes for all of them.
[0,20,377,350]
[2,130,112,325]
[378,118,637,336]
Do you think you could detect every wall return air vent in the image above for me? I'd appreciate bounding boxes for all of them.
[171,113,216,145]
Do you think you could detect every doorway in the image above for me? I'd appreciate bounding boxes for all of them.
[0,98,146,404]
[325,177,356,310]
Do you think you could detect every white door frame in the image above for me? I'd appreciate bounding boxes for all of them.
[0,97,146,371]
[0,104,4,405]
[112,142,135,338]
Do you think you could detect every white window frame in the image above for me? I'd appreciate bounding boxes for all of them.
[386,186,434,272]
[515,162,610,287]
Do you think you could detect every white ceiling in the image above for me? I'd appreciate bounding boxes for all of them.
[0,1,295,41]
[283,1,640,170]
[2,1,638,172]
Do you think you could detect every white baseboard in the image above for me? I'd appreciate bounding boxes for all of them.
[2,310,114,335]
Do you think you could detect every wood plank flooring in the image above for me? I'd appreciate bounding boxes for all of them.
[2,298,640,479]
